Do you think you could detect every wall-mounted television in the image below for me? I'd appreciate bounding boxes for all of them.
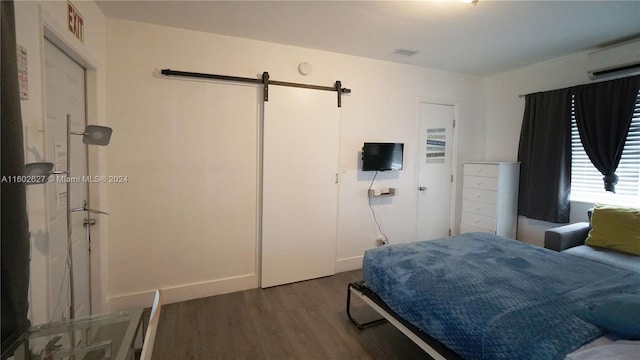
[362,142,404,171]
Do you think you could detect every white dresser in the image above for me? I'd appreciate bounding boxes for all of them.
[460,162,520,239]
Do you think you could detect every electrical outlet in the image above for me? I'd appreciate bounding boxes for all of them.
[376,237,387,246]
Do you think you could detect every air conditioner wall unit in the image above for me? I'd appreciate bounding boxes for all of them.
[587,38,640,80]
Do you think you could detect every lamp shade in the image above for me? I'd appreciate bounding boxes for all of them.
[71,206,109,215]
[82,125,113,146]
[23,162,54,184]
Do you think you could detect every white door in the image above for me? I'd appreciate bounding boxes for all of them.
[416,102,455,240]
[261,86,340,288]
[44,39,91,319]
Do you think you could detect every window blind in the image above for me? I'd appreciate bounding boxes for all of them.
[570,91,640,205]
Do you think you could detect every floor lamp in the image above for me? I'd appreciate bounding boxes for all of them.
[25,114,112,319]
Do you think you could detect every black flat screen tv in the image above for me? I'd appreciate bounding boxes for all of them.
[362,142,404,171]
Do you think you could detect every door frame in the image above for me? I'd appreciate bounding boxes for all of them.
[39,7,104,315]
[414,98,460,238]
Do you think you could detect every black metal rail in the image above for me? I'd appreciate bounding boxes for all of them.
[347,282,388,329]
[161,69,351,107]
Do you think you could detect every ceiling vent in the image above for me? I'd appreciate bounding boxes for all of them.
[393,48,419,57]
[587,38,640,80]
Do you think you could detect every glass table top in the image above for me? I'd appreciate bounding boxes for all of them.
[7,309,143,360]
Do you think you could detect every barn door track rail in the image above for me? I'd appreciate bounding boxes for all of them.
[161,69,351,107]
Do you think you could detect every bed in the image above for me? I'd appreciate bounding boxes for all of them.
[347,233,640,360]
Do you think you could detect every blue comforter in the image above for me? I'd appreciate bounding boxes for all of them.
[362,233,640,360]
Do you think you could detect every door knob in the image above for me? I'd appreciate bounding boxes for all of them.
[418,186,427,191]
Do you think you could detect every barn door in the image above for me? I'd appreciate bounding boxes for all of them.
[261,86,340,288]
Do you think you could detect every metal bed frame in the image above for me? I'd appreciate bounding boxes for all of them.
[346,281,463,360]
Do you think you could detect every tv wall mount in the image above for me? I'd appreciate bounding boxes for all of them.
[161,69,351,108]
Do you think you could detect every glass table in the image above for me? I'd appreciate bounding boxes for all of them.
[7,309,143,360]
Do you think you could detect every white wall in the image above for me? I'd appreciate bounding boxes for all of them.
[14,0,605,316]
[104,18,486,308]
[14,0,107,322]
[486,52,596,247]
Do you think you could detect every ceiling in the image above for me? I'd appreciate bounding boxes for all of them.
[95,1,640,76]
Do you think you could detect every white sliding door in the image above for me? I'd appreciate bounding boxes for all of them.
[261,86,340,288]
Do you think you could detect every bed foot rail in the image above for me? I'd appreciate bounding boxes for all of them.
[347,282,388,329]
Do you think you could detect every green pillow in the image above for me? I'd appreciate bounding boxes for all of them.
[585,204,640,256]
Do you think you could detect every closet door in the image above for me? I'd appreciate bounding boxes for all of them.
[261,86,340,288]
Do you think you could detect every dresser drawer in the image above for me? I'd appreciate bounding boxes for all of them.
[464,164,498,178]
[462,199,497,217]
[463,175,498,191]
[462,188,498,204]
[462,212,496,230]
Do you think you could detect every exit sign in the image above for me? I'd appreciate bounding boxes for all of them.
[68,1,84,42]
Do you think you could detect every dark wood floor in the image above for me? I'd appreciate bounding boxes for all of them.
[153,270,432,360]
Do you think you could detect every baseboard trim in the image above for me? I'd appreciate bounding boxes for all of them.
[335,255,363,273]
[108,258,363,310]
[107,273,258,310]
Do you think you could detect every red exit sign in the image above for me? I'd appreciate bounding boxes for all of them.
[68,1,84,42]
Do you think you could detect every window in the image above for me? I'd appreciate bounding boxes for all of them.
[570,91,640,206]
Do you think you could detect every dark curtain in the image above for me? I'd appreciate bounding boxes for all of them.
[1,0,31,351]
[517,89,572,223]
[573,76,640,193]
